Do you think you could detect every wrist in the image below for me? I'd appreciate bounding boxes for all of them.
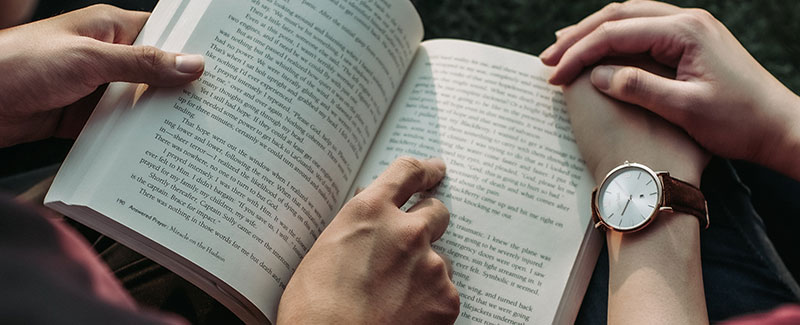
[594,159,704,188]
[605,211,707,324]
[754,86,800,180]
[606,211,701,254]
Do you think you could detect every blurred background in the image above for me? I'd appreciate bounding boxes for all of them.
[2,0,799,314]
[6,0,799,176]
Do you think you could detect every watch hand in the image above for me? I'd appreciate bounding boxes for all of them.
[621,195,632,216]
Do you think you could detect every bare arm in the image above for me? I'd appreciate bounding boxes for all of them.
[564,63,709,324]
[605,213,706,324]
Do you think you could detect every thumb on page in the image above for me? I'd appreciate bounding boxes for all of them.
[590,65,698,125]
[90,41,205,87]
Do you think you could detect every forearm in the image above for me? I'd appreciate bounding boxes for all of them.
[563,59,710,324]
[606,212,708,324]
[758,86,800,181]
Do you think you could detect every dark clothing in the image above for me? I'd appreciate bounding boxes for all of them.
[1,159,798,324]
[0,196,180,324]
[71,221,242,324]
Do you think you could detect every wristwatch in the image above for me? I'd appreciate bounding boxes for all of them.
[591,162,709,233]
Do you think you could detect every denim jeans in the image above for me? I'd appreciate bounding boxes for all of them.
[576,158,800,324]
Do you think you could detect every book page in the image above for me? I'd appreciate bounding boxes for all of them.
[351,39,597,324]
[47,0,422,322]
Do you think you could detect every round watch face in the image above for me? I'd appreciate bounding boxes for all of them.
[597,163,662,231]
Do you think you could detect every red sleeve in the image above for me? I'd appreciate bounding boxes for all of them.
[721,305,800,325]
[0,196,185,324]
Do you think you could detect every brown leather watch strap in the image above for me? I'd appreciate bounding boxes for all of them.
[659,174,710,229]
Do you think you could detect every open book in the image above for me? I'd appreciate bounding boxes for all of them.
[45,0,602,323]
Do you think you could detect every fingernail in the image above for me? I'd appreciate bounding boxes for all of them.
[175,54,205,73]
[539,45,555,60]
[591,66,615,90]
[555,25,572,38]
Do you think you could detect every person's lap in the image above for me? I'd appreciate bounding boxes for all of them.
[70,221,243,324]
[577,158,800,324]
[9,160,799,324]
[6,2,800,323]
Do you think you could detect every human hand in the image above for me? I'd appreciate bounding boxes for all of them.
[0,4,204,148]
[542,0,800,179]
[563,59,709,187]
[565,62,710,325]
[277,157,459,324]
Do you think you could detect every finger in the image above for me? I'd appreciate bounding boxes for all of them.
[554,24,576,39]
[368,157,446,207]
[111,9,150,44]
[590,65,701,125]
[435,251,455,280]
[407,197,451,243]
[540,1,680,65]
[88,41,205,87]
[69,4,151,44]
[548,16,686,85]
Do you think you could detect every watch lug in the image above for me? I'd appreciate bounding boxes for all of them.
[594,222,607,231]
[659,206,674,213]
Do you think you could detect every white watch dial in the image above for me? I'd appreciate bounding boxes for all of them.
[597,164,661,231]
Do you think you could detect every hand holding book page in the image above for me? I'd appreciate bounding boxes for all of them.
[351,40,600,324]
[47,0,423,322]
[278,157,460,324]
[0,4,205,148]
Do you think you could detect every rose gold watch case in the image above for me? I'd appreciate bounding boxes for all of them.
[592,162,669,233]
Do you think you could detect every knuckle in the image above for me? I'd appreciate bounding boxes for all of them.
[595,21,618,41]
[426,254,449,275]
[71,39,106,89]
[679,9,716,32]
[394,156,427,181]
[394,219,429,249]
[87,3,116,14]
[136,46,165,73]
[422,198,451,220]
[440,285,461,321]
[85,4,121,24]
[601,2,623,17]
[428,198,449,214]
[686,8,715,21]
[344,194,384,216]
[618,67,642,96]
